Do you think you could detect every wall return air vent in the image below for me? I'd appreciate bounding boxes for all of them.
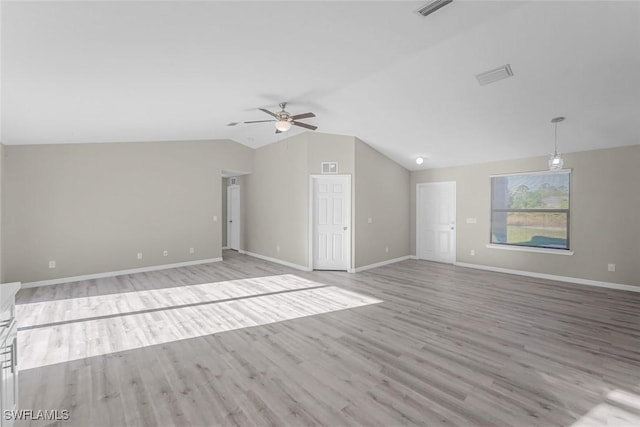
[475,64,514,86]
[415,0,453,17]
[321,162,338,174]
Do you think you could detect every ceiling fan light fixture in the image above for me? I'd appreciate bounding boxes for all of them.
[416,156,424,165]
[275,120,292,132]
[548,116,565,171]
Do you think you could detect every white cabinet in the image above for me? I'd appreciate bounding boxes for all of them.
[0,283,20,427]
[1,325,18,427]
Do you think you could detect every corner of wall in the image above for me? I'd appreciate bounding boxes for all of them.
[353,138,411,269]
[410,145,640,286]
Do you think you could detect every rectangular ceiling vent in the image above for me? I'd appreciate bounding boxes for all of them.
[415,0,453,17]
[475,64,514,86]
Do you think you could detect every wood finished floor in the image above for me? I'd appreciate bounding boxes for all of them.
[16,251,640,427]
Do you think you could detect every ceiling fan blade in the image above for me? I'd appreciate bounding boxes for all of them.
[290,112,315,120]
[259,108,278,118]
[244,120,275,124]
[292,121,318,131]
[275,129,282,134]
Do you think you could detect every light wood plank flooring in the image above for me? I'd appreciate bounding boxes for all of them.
[16,251,640,426]
[18,275,381,370]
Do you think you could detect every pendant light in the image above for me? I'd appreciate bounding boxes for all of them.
[548,116,565,171]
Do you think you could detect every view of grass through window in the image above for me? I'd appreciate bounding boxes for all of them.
[491,171,570,250]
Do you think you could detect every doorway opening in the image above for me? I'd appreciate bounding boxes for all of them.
[221,171,249,255]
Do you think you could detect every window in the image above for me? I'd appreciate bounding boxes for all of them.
[490,170,570,250]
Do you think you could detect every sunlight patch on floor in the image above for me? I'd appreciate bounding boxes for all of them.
[17,274,320,329]
[18,275,381,371]
[570,389,640,427]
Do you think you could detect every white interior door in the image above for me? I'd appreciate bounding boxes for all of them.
[227,185,240,251]
[417,182,456,263]
[312,175,351,271]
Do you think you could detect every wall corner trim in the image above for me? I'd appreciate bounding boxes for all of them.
[349,256,411,273]
[20,258,223,289]
[238,250,312,272]
[454,262,640,293]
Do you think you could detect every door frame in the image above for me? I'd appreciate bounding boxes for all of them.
[308,174,352,271]
[416,181,457,263]
[227,184,240,251]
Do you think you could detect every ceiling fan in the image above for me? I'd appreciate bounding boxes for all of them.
[243,102,317,134]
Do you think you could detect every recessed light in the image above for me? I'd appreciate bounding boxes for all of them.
[416,157,424,165]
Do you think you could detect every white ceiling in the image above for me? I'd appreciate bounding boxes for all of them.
[2,1,639,170]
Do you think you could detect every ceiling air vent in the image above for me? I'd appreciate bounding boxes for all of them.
[475,64,514,86]
[415,0,453,17]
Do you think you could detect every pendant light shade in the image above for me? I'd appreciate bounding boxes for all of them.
[548,153,564,170]
[548,117,565,171]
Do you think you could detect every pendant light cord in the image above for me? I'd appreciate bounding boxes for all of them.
[554,121,558,155]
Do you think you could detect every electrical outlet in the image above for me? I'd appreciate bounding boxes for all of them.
[368,217,373,224]
[276,245,281,253]
[470,249,475,256]
[163,250,168,257]
[189,247,195,254]
[385,246,389,253]
[213,215,218,222]
[48,261,56,269]
[137,252,143,260]
[608,263,616,272]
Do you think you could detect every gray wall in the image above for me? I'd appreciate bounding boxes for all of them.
[245,133,310,266]
[245,132,356,268]
[410,145,640,285]
[244,132,410,271]
[3,139,252,283]
[354,139,410,268]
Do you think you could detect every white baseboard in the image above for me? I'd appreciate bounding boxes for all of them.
[21,258,223,289]
[238,250,312,272]
[349,256,411,273]
[454,262,640,293]
[222,246,229,250]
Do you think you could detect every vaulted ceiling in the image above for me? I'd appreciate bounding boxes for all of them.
[2,1,639,169]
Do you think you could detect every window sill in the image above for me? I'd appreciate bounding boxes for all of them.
[486,244,574,256]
